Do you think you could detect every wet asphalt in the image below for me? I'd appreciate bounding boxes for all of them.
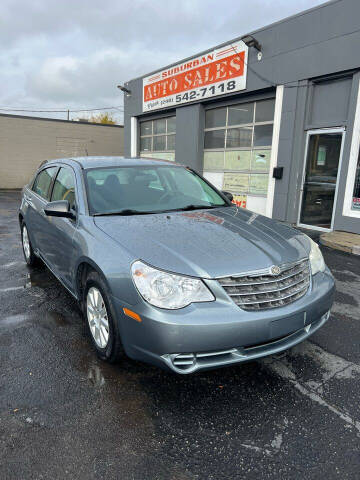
[0,190,359,480]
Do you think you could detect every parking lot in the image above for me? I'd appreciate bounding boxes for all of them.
[0,189,359,479]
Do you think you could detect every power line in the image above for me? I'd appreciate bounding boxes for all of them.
[0,105,124,113]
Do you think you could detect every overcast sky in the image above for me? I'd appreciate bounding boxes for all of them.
[0,0,326,123]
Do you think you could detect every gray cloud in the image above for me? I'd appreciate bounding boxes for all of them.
[1,0,326,122]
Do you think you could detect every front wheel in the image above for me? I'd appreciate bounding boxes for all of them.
[21,222,39,266]
[84,271,123,363]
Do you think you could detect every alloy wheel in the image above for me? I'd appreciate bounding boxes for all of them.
[22,225,31,261]
[86,287,110,349]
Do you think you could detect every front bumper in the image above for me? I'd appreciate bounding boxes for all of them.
[113,268,335,374]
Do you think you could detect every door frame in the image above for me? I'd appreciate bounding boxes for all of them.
[297,127,346,232]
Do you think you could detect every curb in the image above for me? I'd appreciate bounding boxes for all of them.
[320,231,360,255]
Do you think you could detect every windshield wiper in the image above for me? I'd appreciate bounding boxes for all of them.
[93,209,157,216]
[160,204,220,213]
[93,204,228,216]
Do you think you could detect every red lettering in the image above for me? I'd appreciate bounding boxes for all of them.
[144,86,152,101]
[203,66,214,83]
[169,78,178,91]
[229,56,244,73]
[215,61,227,80]
[184,72,193,88]
[143,51,245,102]
[160,80,169,95]
[192,70,203,87]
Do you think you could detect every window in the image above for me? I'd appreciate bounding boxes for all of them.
[203,99,275,211]
[85,165,227,215]
[51,167,76,209]
[352,150,360,210]
[342,77,360,219]
[140,116,176,161]
[32,167,58,200]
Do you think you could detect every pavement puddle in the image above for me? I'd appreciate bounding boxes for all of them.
[0,311,72,331]
[24,270,55,289]
[87,363,106,387]
[0,286,24,293]
[331,268,360,318]
[0,313,31,329]
[2,261,22,268]
[0,265,56,298]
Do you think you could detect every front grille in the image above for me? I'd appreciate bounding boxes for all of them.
[218,259,310,311]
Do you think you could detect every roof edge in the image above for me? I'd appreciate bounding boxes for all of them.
[125,0,338,84]
[0,112,124,128]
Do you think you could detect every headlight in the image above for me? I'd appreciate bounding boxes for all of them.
[308,238,326,275]
[131,260,214,309]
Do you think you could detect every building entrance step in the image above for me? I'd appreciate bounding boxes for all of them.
[320,231,360,255]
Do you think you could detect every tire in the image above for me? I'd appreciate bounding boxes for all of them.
[21,222,39,267]
[83,271,123,363]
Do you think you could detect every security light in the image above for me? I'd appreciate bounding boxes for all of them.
[117,85,131,95]
[241,35,262,52]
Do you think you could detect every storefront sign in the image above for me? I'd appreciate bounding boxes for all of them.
[249,174,268,195]
[352,197,360,210]
[223,172,249,192]
[232,194,247,208]
[143,40,248,112]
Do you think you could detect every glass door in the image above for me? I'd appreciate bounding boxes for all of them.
[298,128,345,231]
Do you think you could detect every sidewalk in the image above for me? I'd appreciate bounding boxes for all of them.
[320,231,360,255]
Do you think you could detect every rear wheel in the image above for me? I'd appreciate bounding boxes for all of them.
[84,271,123,363]
[21,222,39,266]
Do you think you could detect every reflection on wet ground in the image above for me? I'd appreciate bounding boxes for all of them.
[1,191,360,479]
[24,269,57,289]
[87,362,106,387]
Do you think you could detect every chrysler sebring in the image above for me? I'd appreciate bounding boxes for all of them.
[19,157,334,374]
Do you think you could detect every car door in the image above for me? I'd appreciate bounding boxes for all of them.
[44,166,78,289]
[24,166,59,256]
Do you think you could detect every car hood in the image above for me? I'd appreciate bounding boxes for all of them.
[94,206,310,278]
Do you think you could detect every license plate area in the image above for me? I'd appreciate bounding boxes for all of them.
[270,311,305,339]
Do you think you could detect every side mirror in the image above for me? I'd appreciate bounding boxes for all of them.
[44,200,75,219]
[222,191,233,202]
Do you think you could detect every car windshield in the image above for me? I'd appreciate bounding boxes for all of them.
[85,165,229,215]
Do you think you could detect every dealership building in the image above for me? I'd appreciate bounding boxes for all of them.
[123,0,360,234]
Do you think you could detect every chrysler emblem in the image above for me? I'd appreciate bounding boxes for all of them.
[270,265,281,276]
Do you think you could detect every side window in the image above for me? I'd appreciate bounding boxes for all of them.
[51,167,76,209]
[32,167,58,200]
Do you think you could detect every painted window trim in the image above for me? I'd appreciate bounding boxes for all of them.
[130,117,138,157]
[265,85,284,218]
[342,78,360,219]
[297,127,346,233]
